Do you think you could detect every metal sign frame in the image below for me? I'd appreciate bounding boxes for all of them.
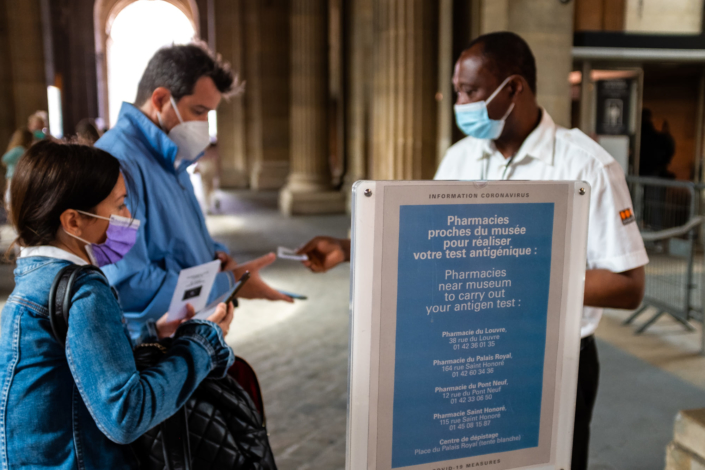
[347,180,590,470]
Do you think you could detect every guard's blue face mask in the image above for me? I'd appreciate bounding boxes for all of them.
[454,76,515,140]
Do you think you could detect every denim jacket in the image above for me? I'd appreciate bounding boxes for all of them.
[0,255,234,469]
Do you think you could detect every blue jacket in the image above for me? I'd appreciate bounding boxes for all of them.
[96,103,234,337]
[0,255,234,469]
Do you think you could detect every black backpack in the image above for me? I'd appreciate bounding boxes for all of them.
[49,264,278,470]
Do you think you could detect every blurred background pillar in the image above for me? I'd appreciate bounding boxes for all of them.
[343,0,372,211]
[0,0,17,149]
[0,0,47,145]
[279,0,344,215]
[214,0,249,188]
[436,0,454,166]
[478,0,574,127]
[370,0,440,180]
[246,0,290,191]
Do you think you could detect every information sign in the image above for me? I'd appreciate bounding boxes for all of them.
[347,181,590,470]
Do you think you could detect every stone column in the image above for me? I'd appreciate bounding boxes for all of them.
[0,0,17,148]
[0,0,15,195]
[279,0,344,215]
[480,0,574,128]
[5,0,47,130]
[245,0,290,190]
[437,0,454,166]
[370,0,439,180]
[41,0,99,136]
[214,0,249,188]
[343,0,372,211]
[510,0,573,128]
[481,0,509,32]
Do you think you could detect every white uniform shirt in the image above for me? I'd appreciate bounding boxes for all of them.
[435,110,649,338]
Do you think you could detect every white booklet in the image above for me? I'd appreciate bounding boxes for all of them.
[167,259,221,321]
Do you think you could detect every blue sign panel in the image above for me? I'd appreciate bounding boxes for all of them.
[392,203,555,468]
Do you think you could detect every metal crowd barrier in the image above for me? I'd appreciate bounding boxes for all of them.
[623,176,705,353]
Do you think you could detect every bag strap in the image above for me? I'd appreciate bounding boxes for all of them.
[160,408,192,470]
[48,264,107,346]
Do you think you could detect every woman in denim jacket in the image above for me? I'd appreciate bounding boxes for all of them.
[0,141,235,469]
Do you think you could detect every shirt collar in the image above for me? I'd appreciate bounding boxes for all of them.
[19,246,89,266]
[115,102,181,171]
[476,108,557,166]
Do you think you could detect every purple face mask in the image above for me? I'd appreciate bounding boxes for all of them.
[65,211,141,267]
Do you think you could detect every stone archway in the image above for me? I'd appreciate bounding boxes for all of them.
[93,0,200,126]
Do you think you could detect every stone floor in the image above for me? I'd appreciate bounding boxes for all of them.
[2,189,705,470]
[197,191,351,469]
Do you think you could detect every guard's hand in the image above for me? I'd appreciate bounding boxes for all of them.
[216,251,237,272]
[156,304,195,339]
[297,236,350,273]
[233,253,293,302]
[206,301,235,337]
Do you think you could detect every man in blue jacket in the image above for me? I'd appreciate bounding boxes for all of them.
[97,43,291,337]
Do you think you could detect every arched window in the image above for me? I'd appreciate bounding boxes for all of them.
[106,1,195,126]
[95,0,200,128]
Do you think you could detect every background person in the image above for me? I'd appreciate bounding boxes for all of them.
[2,127,33,203]
[298,32,647,470]
[639,108,675,179]
[194,143,221,214]
[639,108,676,230]
[0,141,234,469]
[75,118,102,146]
[96,43,291,338]
[27,110,49,141]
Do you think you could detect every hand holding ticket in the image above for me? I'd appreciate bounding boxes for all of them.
[293,236,350,273]
[157,272,245,338]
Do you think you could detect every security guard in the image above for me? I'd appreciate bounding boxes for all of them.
[435,31,648,470]
[296,31,647,470]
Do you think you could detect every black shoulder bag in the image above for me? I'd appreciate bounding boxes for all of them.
[49,265,278,470]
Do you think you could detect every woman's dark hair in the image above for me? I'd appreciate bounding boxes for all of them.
[135,42,235,106]
[9,140,121,247]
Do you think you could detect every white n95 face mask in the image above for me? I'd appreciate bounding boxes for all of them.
[158,95,210,163]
